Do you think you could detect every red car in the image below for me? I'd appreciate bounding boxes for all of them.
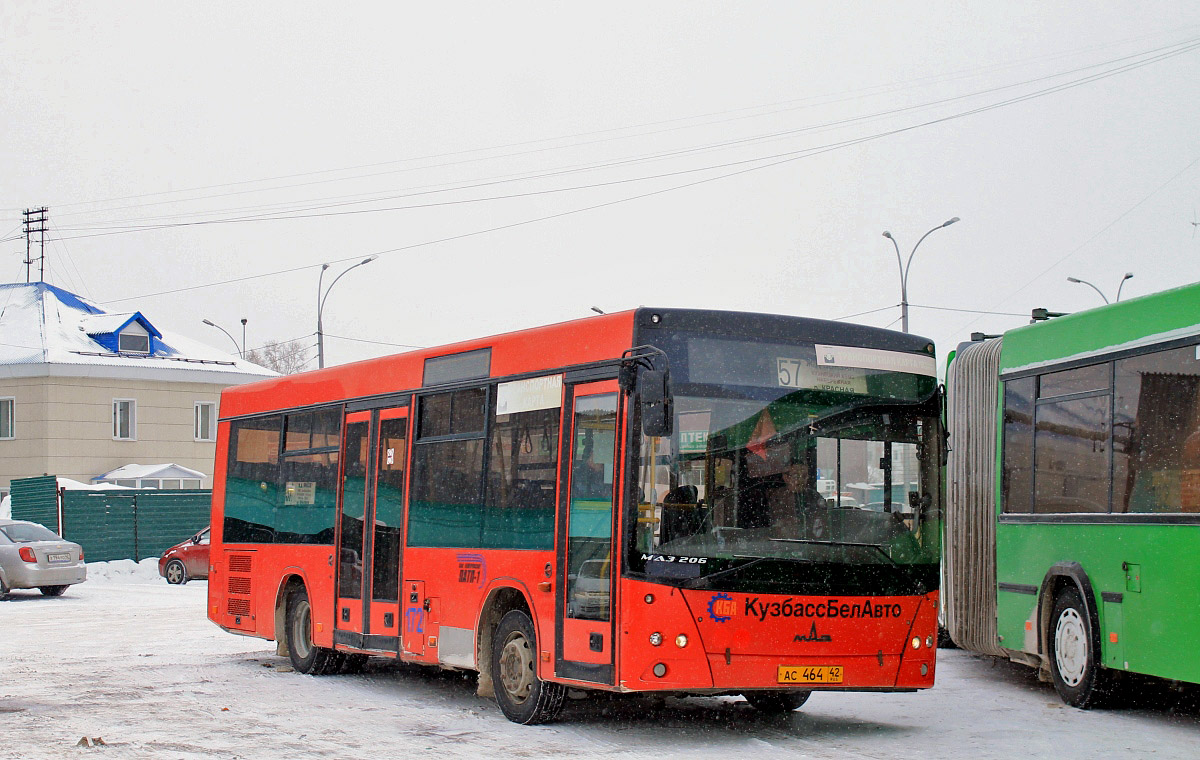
[159,527,210,584]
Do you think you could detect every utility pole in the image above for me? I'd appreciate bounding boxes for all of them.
[22,208,48,283]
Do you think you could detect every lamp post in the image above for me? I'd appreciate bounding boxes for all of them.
[202,319,243,358]
[1067,272,1133,304]
[1115,272,1134,302]
[317,256,377,369]
[881,217,959,333]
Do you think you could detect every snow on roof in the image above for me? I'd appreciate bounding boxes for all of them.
[93,463,207,482]
[57,476,136,491]
[80,311,161,338]
[0,282,276,381]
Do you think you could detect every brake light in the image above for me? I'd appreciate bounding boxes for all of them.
[79,549,85,562]
[18,547,36,563]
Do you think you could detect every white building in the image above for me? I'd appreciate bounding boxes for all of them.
[0,282,276,497]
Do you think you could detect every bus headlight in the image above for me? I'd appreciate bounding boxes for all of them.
[675,634,688,648]
[649,632,663,646]
[911,637,921,649]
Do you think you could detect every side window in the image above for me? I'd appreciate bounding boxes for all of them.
[113,399,136,440]
[195,402,217,442]
[484,389,560,549]
[408,388,487,547]
[223,415,282,543]
[1033,364,1111,514]
[0,397,13,439]
[1001,377,1035,513]
[1114,345,1200,513]
[222,411,340,545]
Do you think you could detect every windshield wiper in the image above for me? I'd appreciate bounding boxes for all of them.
[681,555,813,589]
[768,537,899,566]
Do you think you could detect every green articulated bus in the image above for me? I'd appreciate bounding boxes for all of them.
[944,281,1200,708]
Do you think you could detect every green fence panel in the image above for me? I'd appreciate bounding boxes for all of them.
[136,490,211,558]
[60,489,212,562]
[10,476,60,530]
[62,492,136,562]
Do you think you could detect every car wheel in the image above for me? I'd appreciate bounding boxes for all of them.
[743,690,812,713]
[491,609,565,724]
[0,576,10,600]
[38,585,69,597]
[164,559,187,585]
[285,586,341,675]
[1048,586,1118,708]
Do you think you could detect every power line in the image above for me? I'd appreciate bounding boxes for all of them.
[908,303,1029,317]
[322,333,426,350]
[51,35,1200,239]
[86,37,1200,305]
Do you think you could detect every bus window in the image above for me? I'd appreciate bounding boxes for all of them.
[484,404,559,549]
[409,388,487,547]
[1115,344,1200,513]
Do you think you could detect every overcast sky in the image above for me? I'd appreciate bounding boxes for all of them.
[3,2,1199,370]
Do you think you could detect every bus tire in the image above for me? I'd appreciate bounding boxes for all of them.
[1048,586,1117,708]
[491,609,565,724]
[286,586,340,675]
[743,690,811,713]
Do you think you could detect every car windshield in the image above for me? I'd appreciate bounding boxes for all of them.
[630,389,942,576]
[2,523,62,543]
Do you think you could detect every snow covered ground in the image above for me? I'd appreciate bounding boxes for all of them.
[3,561,1199,760]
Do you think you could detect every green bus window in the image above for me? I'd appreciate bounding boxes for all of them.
[1033,392,1110,514]
[1114,345,1200,514]
[1038,363,1110,399]
[1002,377,1035,513]
[409,387,489,547]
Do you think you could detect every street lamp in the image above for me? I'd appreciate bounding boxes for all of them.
[1067,272,1134,305]
[202,319,243,358]
[882,217,959,333]
[1116,272,1134,302]
[317,256,377,369]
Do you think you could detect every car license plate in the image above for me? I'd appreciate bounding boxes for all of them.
[777,665,843,684]
[47,552,72,563]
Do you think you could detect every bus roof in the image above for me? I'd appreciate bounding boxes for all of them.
[999,280,1200,375]
[219,309,637,418]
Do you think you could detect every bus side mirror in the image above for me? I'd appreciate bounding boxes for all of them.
[641,368,672,437]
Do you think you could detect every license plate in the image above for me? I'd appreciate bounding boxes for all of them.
[47,552,72,563]
[777,665,843,684]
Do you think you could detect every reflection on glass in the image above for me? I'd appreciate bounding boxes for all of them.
[567,394,616,622]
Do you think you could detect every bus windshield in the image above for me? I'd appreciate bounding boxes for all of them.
[629,350,942,589]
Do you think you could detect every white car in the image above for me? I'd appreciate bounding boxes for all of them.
[0,519,86,598]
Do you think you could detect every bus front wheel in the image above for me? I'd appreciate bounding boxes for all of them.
[1047,586,1118,708]
[286,586,342,675]
[491,609,565,724]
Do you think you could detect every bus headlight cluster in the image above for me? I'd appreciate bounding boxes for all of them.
[649,632,663,646]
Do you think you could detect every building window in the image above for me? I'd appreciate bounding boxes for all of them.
[195,402,217,442]
[113,399,136,440]
[118,330,150,353]
[0,397,13,439]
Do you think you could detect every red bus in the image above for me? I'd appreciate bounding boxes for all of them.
[208,308,943,723]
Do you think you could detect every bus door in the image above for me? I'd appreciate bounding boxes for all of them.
[555,379,621,685]
[335,404,409,653]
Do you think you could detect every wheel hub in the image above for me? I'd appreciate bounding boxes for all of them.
[498,632,534,704]
[1054,608,1088,687]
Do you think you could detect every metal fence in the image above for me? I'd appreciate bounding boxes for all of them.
[9,476,211,562]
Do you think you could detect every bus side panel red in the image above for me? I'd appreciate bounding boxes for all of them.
[400,547,556,672]
[618,580,714,690]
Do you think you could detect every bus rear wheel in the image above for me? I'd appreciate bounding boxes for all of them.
[491,609,565,724]
[286,586,342,675]
[743,690,811,713]
[1048,586,1118,708]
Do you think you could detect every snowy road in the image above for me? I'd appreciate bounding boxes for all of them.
[3,563,1198,760]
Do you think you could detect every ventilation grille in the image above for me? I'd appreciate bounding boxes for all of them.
[228,554,253,573]
[228,598,251,616]
[228,576,252,595]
